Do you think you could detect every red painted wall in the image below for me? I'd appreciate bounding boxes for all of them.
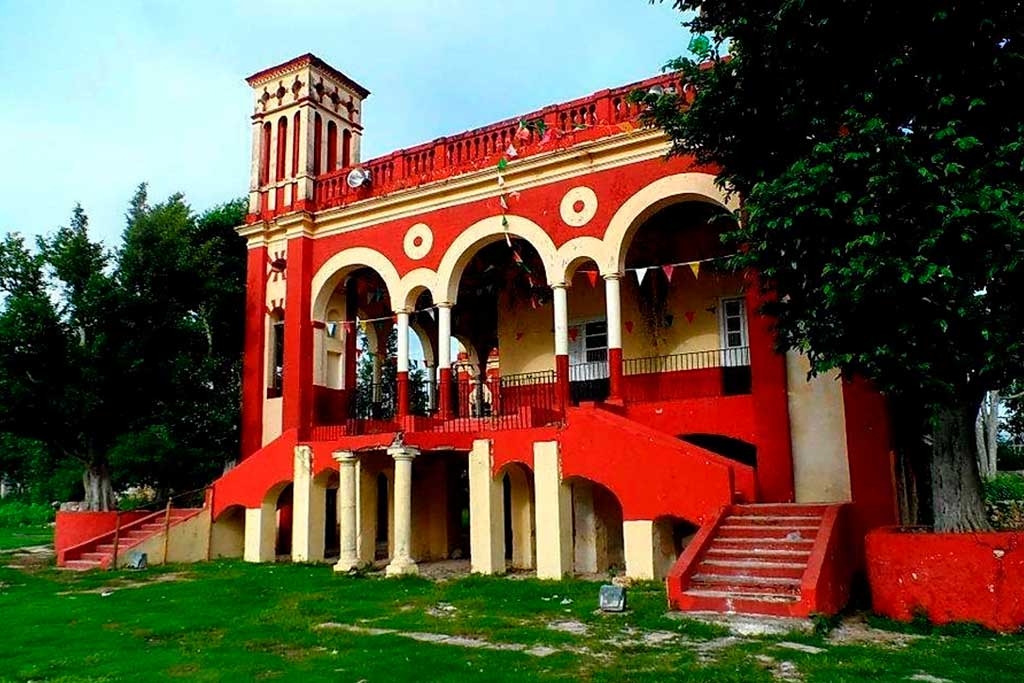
[746,284,794,503]
[622,368,723,403]
[55,511,148,558]
[283,236,314,438]
[241,246,268,459]
[556,407,749,523]
[622,396,758,452]
[843,377,897,543]
[866,528,1024,632]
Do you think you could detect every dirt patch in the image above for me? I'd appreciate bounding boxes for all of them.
[827,615,923,648]
[3,544,54,571]
[58,571,191,595]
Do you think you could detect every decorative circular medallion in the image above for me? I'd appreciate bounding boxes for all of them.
[560,186,598,227]
[403,223,433,260]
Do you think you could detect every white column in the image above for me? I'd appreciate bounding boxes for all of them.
[604,274,622,351]
[385,445,419,576]
[396,311,410,373]
[291,445,325,563]
[534,441,572,579]
[244,505,276,563]
[333,450,359,572]
[437,304,452,371]
[469,439,505,575]
[249,121,263,213]
[622,520,657,580]
[552,284,569,356]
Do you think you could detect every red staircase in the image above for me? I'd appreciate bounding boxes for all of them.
[667,503,853,617]
[60,508,202,571]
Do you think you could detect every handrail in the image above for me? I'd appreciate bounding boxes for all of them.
[622,346,750,376]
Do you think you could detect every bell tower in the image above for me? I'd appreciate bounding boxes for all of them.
[245,53,370,216]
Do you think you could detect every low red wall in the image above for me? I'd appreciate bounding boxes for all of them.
[622,368,723,403]
[313,386,351,425]
[55,511,149,557]
[866,528,1024,632]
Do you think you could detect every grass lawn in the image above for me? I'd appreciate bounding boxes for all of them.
[0,526,52,550]
[0,557,1021,682]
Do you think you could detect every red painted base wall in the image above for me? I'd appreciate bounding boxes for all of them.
[55,511,148,558]
[866,528,1024,632]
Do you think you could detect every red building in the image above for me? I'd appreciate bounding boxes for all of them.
[62,53,899,617]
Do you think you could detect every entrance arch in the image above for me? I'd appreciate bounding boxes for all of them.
[499,463,536,570]
[566,477,624,575]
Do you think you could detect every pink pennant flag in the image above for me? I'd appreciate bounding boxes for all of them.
[584,270,599,288]
[515,125,531,142]
[499,195,509,210]
[689,261,700,279]
[636,267,648,286]
[662,264,675,282]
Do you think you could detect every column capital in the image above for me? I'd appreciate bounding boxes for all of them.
[393,307,411,316]
[436,301,454,309]
[603,272,624,282]
[550,282,568,290]
[387,445,420,461]
[331,449,357,464]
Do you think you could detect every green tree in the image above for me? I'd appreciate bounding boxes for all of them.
[0,209,123,510]
[112,187,247,495]
[0,190,247,509]
[640,2,1024,530]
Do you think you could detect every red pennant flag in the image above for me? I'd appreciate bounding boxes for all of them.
[662,264,675,282]
[584,270,599,288]
[625,320,634,334]
[685,311,695,323]
[568,327,579,342]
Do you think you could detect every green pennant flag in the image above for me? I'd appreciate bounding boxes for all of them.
[497,158,508,171]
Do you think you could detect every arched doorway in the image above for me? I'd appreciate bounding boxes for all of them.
[567,477,624,575]
[499,463,536,570]
[652,515,699,580]
[210,505,245,559]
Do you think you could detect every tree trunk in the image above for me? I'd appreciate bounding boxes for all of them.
[975,391,1001,479]
[82,462,115,511]
[931,399,991,532]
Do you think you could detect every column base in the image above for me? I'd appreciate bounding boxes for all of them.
[385,558,419,577]
[333,556,361,573]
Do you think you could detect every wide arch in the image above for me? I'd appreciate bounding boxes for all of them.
[602,173,737,273]
[310,247,403,320]
[556,236,614,282]
[436,214,560,303]
[397,268,438,311]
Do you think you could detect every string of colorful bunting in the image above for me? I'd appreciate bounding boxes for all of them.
[576,253,738,287]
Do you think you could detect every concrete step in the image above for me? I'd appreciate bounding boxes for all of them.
[705,546,812,560]
[64,559,102,571]
[675,588,804,618]
[95,543,117,554]
[731,503,834,516]
[80,552,111,563]
[717,525,819,541]
[690,573,802,590]
[698,560,806,579]
[726,515,823,525]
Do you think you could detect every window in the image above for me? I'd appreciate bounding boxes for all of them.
[569,318,609,380]
[718,297,750,368]
[268,315,285,398]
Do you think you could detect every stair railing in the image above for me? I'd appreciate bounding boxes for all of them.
[108,485,210,570]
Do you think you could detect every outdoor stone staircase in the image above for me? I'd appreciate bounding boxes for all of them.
[61,508,201,571]
[667,503,852,617]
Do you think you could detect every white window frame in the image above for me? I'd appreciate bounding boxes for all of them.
[718,297,750,367]
[568,317,609,380]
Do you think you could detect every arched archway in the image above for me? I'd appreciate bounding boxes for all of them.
[211,505,245,559]
[566,477,624,575]
[436,214,560,304]
[498,463,535,570]
[652,515,699,580]
[565,258,609,404]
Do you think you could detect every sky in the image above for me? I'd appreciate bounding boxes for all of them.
[0,0,691,246]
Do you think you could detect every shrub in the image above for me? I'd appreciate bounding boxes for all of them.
[985,472,1024,503]
[0,500,55,528]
